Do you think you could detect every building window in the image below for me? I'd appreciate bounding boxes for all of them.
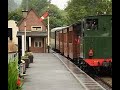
[34,41,42,47]
[31,26,42,31]
[34,42,38,47]
[69,31,72,43]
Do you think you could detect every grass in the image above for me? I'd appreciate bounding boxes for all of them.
[8,56,19,90]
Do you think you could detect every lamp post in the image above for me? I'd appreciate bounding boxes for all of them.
[47,14,50,53]
[24,21,26,53]
[47,0,51,53]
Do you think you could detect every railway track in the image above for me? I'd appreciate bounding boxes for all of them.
[100,77,112,87]
[77,63,112,90]
[78,64,112,90]
[93,75,112,90]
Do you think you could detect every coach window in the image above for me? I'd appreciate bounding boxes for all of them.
[64,33,67,43]
[69,31,72,43]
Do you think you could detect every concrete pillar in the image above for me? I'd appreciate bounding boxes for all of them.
[27,37,29,52]
[22,35,25,56]
[29,37,31,47]
[44,37,46,53]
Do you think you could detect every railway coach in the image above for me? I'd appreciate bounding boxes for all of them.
[52,23,82,64]
[67,22,81,64]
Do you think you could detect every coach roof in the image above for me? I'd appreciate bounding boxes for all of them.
[51,26,69,32]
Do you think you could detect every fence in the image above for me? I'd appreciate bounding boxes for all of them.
[8,53,18,63]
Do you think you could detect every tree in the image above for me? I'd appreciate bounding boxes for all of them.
[65,0,112,24]
[8,8,23,22]
[8,0,68,29]
[21,0,68,29]
[42,4,68,29]
[8,0,18,12]
[21,0,49,15]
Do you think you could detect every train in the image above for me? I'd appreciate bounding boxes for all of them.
[51,15,112,75]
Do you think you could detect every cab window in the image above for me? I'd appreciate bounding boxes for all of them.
[86,19,98,30]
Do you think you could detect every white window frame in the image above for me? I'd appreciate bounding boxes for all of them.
[31,26,42,31]
[34,41,42,47]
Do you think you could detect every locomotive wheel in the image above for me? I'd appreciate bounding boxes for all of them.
[79,61,87,72]
[79,60,84,69]
[73,58,79,65]
[94,67,101,75]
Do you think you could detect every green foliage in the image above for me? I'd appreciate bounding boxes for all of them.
[20,0,68,28]
[21,0,49,15]
[25,51,33,56]
[41,4,68,29]
[9,0,68,28]
[21,55,29,60]
[8,8,23,22]
[65,0,112,24]
[8,57,18,90]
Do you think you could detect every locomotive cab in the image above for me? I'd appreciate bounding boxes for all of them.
[80,15,112,75]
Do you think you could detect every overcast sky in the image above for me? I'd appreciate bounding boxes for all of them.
[51,0,69,10]
[14,0,69,10]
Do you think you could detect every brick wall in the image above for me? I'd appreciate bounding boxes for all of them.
[19,10,47,31]
[18,9,47,53]
[30,47,44,53]
[29,37,45,53]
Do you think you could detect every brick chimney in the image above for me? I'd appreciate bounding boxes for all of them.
[22,10,28,18]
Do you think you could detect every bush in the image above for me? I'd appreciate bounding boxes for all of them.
[25,52,33,56]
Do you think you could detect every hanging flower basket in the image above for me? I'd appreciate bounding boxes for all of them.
[25,52,34,63]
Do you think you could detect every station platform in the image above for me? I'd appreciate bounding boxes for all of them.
[22,52,105,90]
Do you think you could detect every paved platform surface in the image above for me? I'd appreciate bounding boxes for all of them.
[22,53,85,90]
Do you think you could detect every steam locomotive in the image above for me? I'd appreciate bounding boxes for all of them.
[51,15,112,75]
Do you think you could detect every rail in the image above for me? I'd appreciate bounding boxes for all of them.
[94,75,112,90]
